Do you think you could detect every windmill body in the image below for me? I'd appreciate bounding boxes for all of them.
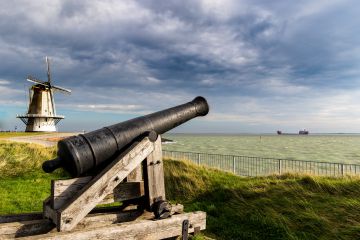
[17,57,71,132]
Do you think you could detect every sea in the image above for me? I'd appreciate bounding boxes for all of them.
[162,133,360,164]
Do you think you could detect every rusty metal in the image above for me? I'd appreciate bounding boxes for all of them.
[181,219,189,240]
[153,200,172,219]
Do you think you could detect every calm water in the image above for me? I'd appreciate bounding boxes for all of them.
[162,134,360,164]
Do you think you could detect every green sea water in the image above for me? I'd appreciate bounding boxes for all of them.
[162,134,360,164]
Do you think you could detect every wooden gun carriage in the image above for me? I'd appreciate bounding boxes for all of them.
[0,97,209,239]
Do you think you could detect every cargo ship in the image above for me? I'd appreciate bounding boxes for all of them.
[277,129,309,135]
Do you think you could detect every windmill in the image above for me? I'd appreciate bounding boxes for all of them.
[17,57,71,132]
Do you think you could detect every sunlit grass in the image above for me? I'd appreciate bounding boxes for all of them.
[0,141,68,214]
[165,160,360,240]
[0,141,61,179]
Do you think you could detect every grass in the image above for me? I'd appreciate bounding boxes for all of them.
[1,141,360,239]
[165,160,360,240]
[0,141,62,179]
[0,140,69,214]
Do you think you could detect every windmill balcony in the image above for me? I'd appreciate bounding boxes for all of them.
[16,114,64,119]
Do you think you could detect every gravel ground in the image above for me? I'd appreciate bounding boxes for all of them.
[5,132,81,147]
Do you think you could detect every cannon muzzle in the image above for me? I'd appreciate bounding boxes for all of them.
[43,96,209,176]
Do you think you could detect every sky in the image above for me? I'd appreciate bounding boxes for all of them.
[0,0,360,133]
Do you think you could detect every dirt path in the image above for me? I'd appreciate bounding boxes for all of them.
[5,132,81,147]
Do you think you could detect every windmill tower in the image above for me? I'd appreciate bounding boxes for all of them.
[17,57,71,132]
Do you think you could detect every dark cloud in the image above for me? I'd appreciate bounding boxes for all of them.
[1,0,360,132]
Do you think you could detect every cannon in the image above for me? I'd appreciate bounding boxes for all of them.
[43,96,209,177]
[6,96,210,235]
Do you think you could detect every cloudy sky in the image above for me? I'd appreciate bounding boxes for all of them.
[0,0,360,133]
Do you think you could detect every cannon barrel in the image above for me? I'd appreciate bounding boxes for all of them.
[43,96,209,176]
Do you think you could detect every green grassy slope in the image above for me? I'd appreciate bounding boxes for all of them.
[0,141,68,214]
[164,160,360,240]
[1,141,360,239]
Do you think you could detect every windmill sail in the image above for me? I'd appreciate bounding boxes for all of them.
[46,56,51,84]
[52,85,71,93]
[27,76,48,86]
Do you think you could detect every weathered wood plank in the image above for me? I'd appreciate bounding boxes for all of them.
[0,210,141,239]
[57,137,154,231]
[19,211,206,240]
[0,219,54,238]
[0,204,184,238]
[0,213,42,224]
[52,177,93,199]
[43,201,56,223]
[52,179,144,209]
[99,181,144,205]
[143,136,166,210]
[51,177,92,209]
[127,166,142,182]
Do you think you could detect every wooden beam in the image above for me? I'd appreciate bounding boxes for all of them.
[100,181,144,205]
[57,137,154,231]
[43,199,57,223]
[51,178,144,209]
[143,136,166,210]
[0,204,184,238]
[0,213,43,224]
[0,210,142,239]
[51,177,92,209]
[18,211,205,240]
[0,219,54,238]
[126,166,142,182]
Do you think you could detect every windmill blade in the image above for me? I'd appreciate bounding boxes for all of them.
[49,88,56,115]
[26,75,49,87]
[46,56,52,84]
[52,85,71,94]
